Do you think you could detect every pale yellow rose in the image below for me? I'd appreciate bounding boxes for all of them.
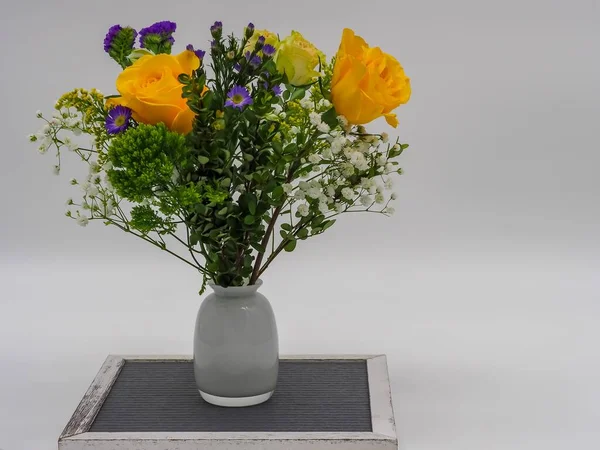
[109,50,200,134]
[331,28,411,128]
[274,31,325,86]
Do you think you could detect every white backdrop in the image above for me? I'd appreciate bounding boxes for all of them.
[1,1,599,449]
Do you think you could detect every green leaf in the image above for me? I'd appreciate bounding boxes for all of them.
[250,241,266,253]
[272,185,284,200]
[289,87,306,101]
[321,106,339,129]
[297,228,309,239]
[197,155,209,164]
[248,195,257,215]
[281,223,292,231]
[284,239,297,252]
[217,206,228,216]
[244,215,255,225]
[321,219,336,231]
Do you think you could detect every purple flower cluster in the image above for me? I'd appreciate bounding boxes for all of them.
[186,44,206,60]
[139,21,177,48]
[103,25,122,52]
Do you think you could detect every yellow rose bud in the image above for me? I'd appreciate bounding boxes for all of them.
[331,28,411,128]
[245,29,280,54]
[109,49,200,134]
[275,31,324,86]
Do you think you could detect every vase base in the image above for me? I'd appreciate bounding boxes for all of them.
[199,390,274,407]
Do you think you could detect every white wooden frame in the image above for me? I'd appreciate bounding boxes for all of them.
[59,355,397,450]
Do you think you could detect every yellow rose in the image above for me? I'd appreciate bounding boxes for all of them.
[331,28,411,128]
[275,31,325,86]
[109,50,200,134]
[245,29,280,54]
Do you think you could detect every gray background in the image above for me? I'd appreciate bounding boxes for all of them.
[1,0,599,449]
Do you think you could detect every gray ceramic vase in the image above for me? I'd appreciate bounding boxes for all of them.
[193,279,279,407]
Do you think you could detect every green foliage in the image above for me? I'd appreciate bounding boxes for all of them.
[130,204,175,234]
[107,123,188,203]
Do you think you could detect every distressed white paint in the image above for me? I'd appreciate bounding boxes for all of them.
[58,355,397,450]
[367,355,397,439]
[60,355,125,439]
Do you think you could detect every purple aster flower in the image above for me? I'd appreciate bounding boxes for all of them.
[211,39,218,50]
[186,44,206,60]
[272,84,282,96]
[262,44,276,57]
[233,63,241,72]
[103,25,122,52]
[225,86,253,110]
[245,22,255,38]
[210,21,223,38]
[255,35,265,50]
[105,106,132,134]
[250,54,261,67]
[139,21,177,48]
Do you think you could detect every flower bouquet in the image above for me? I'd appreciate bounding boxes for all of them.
[30,20,411,406]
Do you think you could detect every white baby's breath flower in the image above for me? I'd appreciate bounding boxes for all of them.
[360,178,372,189]
[341,187,354,200]
[105,199,115,216]
[50,118,60,126]
[322,148,333,159]
[350,152,369,171]
[309,112,322,127]
[88,162,101,174]
[341,162,355,177]
[375,192,385,204]
[390,192,398,200]
[102,161,113,171]
[384,177,393,189]
[282,183,293,194]
[360,194,372,206]
[335,203,345,213]
[376,155,387,167]
[300,97,313,109]
[76,214,89,227]
[383,207,395,216]
[391,143,401,152]
[306,187,321,199]
[380,132,389,143]
[317,98,331,109]
[385,162,395,173]
[36,110,43,118]
[318,202,329,214]
[290,126,300,135]
[70,178,78,185]
[41,124,51,135]
[298,181,310,191]
[326,185,336,197]
[28,134,37,142]
[66,197,74,206]
[317,122,330,133]
[297,203,310,217]
[308,154,321,164]
[294,190,306,200]
[72,127,82,136]
[53,165,60,175]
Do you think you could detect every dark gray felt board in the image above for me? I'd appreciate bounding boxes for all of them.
[90,360,372,432]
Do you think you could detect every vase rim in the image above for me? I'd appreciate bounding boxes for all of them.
[208,279,263,297]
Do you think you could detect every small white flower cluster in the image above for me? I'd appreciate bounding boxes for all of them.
[67,159,116,227]
[29,110,82,154]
